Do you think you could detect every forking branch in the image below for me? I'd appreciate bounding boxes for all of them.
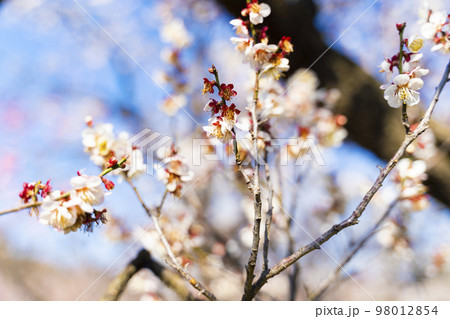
[247,59,450,300]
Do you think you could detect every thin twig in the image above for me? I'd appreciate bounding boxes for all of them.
[242,71,263,301]
[262,150,274,274]
[287,173,302,300]
[101,249,195,301]
[126,177,217,301]
[248,58,450,300]
[233,138,253,192]
[309,199,399,301]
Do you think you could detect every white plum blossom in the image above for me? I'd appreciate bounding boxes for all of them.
[82,120,146,179]
[406,128,438,160]
[38,191,82,233]
[379,59,394,82]
[203,116,235,143]
[392,158,429,211]
[247,2,271,25]
[82,123,115,166]
[420,10,447,39]
[419,9,450,53]
[261,56,290,80]
[249,42,278,70]
[70,174,105,213]
[155,154,193,196]
[407,35,424,53]
[230,19,249,36]
[382,74,424,108]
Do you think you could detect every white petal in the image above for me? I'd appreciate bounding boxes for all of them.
[421,23,436,39]
[71,176,87,189]
[409,78,424,90]
[259,3,271,17]
[388,96,402,108]
[406,91,420,106]
[393,74,410,86]
[249,12,263,25]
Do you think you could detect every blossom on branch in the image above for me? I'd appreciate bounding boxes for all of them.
[380,24,429,109]
[392,158,429,211]
[155,150,194,197]
[241,1,271,25]
[420,9,449,53]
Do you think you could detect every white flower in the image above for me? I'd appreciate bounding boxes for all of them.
[406,129,438,160]
[203,117,235,143]
[395,158,427,182]
[155,155,193,195]
[420,11,447,39]
[261,57,290,80]
[249,42,278,70]
[230,37,254,60]
[39,191,82,232]
[402,53,427,74]
[407,35,424,53]
[82,123,115,166]
[379,59,394,82]
[248,2,271,25]
[70,175,105,213]
[127,149,146,179]
[230,19,249,36]
[382,74,424,108]
[393,158,429,210]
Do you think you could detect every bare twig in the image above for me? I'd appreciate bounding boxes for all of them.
[233,138,253,192]
[286,174,303,300]
[262,150,274,274]
[248,58,450,299]
[101,249,194,301]
[243,71,263,301]
[126,178,217,301]
[309,199,399,301]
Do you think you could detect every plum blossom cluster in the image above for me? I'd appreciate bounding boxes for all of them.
[202,66,241,143]
[19,172,114,233]
[392,158,429,211]
[82,117,145,179]
[280,69,347,151]
[155,146,193,197]
[244,69,346,159]
[230,1,293,79]
[420,8,450,53]
[380,24,429,108]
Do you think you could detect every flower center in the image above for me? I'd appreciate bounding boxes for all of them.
[250,3,261,13]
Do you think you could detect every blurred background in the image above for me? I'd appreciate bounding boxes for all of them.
[0,0,449,300]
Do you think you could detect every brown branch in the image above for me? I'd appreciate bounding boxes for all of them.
[0,202,41,217]
[126,177,217,301]
[248,58,450,299]
[262,150,274,274]
[242,71,263,301]
[309,199,399,301]
[101,249,194,301]
[233,138,253,192]
[286,174,303,300]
